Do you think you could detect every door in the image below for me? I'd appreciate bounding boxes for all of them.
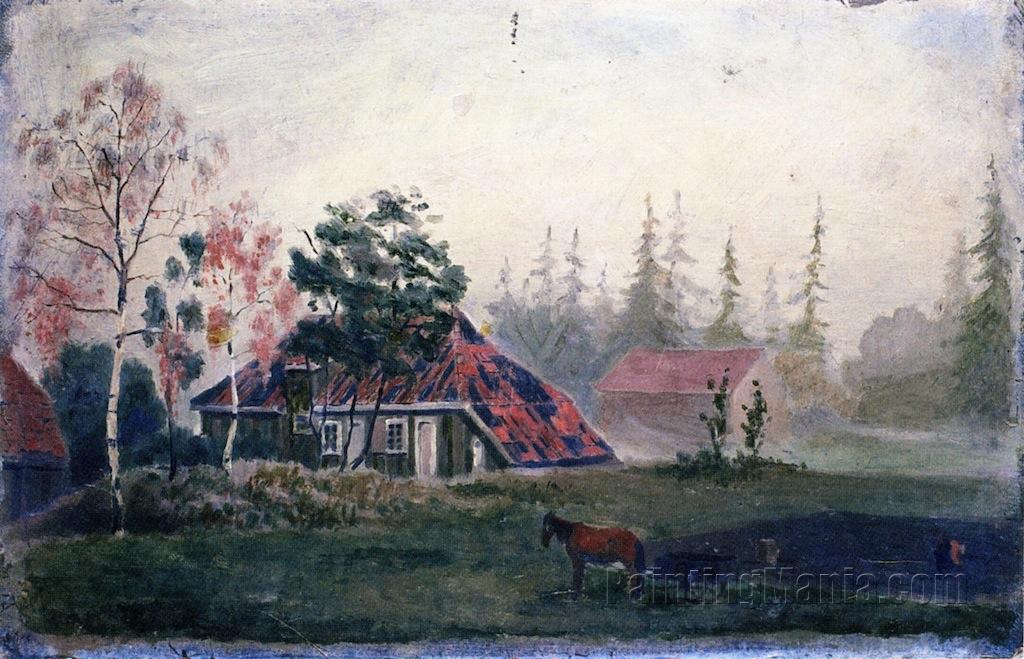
[416,420,436,477]
[345,419,365,456]
[472,438,487,472]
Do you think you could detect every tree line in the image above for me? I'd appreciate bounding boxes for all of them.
[486,193,831,411]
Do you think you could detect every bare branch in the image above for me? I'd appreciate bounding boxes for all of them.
[13,263,117,315]
[301,227,320,255]
[41,226,119,272]
[67,139,116,227]
[121,127,170,193]
[126,158,175,264]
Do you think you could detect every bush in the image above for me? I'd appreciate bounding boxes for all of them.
[26,461,440,535]
[42,342,167,484]
[774,351,856,417]
[16,461,445,537]
[674,448,792,485]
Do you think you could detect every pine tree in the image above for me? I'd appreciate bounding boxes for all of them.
[486,228,600,412]
[703,234,748,347]
[788,195,829,353]
[954,159,1013,422]
[761,264,784,345]
[606,194,681,357]
[663,189,705,340]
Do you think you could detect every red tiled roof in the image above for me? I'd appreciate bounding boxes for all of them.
[596,347,765,394]
[0,354,66,459]
[192,312,614,468]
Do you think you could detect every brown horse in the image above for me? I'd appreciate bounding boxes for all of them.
[541,512,646,599]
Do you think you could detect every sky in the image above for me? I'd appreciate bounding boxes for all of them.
[2,0,1022,360]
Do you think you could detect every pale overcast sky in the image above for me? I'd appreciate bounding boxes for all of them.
[3,0,1022,358]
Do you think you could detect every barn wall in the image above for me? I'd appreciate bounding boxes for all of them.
[597,357,791,465]
[2,456,65,522]
[727,359,790,448]
[597,391,716,463]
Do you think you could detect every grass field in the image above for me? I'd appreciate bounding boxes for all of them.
[769,424,1018,479]
[14,465,1021,647]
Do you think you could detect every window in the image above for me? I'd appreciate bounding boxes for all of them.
[292,413,313,435]
[323,422,339,454]
[385,419,407,453]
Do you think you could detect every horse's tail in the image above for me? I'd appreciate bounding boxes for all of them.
[629,539,647,600]
[634,539,646,576]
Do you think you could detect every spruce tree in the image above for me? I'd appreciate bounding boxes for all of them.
[954,160,1013,421]
[555,227,598,381]
[562,227,587,306]
[606,194,681,357]
[788,195,829,353]
[529,225,556,306]
[703,234,748,347]
[593,263,617,347]
[663,189,705,340]
[761,264,784,345]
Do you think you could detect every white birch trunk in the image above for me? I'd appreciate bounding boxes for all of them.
[222,275,238,473]
[223,340,238,473]
[106,306,128,535]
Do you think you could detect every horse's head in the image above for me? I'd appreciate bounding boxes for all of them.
[541,511,554,548]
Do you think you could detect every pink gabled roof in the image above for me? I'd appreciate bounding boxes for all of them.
[596,347,765,394]
[192,312,615,468]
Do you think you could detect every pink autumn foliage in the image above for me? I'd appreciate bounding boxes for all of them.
[10,61,229,364]
[203,192,298,375]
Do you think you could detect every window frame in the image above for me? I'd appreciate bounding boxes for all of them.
[384,418,408,454]
[322,420,340,455]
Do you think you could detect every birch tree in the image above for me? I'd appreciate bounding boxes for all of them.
[10,62,226,533]
[202,194,298,472]
[761,264,784,345]
[141,233,206,481]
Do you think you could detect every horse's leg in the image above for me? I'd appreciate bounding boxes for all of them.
[624,559,645,601]
[571,556,585,600]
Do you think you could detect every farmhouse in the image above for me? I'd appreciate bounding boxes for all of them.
[191,312,615,477]
[0,353,67,520]
[595,347,788,464]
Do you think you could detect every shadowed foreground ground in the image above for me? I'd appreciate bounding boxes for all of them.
[10,465,1022,651]
[649,511,1021,602]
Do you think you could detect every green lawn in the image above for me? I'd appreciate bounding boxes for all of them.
[15,466,1022,645]
[771,426,1018,479]
[854,367,956,429]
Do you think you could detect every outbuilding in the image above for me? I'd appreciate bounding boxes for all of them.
[595,347,788,463]
[0,353,67,520]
